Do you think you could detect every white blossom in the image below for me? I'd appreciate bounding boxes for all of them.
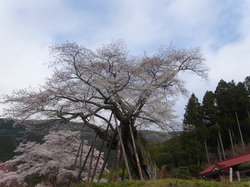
[0,130,106,186]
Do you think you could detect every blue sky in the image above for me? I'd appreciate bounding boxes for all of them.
[0,0,249,124]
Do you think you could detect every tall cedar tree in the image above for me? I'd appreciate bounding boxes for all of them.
[202,91,221,151]
[183,93,203,128]
[149,77,250,177]
[181,94,208,174]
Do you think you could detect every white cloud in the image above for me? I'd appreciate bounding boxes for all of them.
[0,0,250,122]
[0,2,53,94]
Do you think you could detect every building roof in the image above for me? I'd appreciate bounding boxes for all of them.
[199,152,250,176]
[0,161,15,172]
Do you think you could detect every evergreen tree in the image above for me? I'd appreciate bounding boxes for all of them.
[235,82,250,119]
[235,81,250,142]
[213,79,250,153]
[149,77,250,177]
[183,93,203,130]
[202,91,220,153]
[202,91,218,127]
[242,76,250,141]
[181,94,208,174]
[214,80,237,149]
[215,80,237,117]
[243,76,250,94]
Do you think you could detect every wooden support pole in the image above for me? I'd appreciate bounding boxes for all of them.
[246,107,250,119]
[91,113,113,181]
[87,132,98,182]
[218,131,226,160]
[74,139,84,166]
[97,129,116,181]
[79,139,85,167]
[235,111,246,153]
[76,137,95,182]
[67,139,85,187]
[108,141,120,181]
[204,140,210,166]
[114,113,132,181]
[228,129,236,157]
[217,139,222,161]
[121,156,126,181]
[129,123,144,180]
[115,142,121,180]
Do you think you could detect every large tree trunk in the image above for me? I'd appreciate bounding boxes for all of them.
[83,114,157,180]
[120,121,157,180]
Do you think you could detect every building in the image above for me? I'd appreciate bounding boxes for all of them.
[0,161,14,172]
[199,152,250,180]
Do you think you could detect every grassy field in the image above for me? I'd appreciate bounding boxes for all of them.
[74,178,250,187]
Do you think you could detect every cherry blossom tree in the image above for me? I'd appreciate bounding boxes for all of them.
[0,130,106,186]
[2,39,208,179]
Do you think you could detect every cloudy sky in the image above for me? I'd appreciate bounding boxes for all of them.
[0,0,249,123]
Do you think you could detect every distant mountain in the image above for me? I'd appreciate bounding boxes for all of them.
[0,118,181,162]
[139,130,182,144]
[0,118,181,143]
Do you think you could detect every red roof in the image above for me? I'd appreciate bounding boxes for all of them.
[199,152,250,176]
[0,161,15,172]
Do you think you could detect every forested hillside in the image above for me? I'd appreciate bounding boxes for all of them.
[149,76,250,178]
[0,118,177,163]
[0,119,93,161]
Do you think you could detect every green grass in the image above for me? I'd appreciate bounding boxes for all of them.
[74,178,250,187]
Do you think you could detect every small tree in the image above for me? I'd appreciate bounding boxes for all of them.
[2,39,208,179]
[0,130,106,186]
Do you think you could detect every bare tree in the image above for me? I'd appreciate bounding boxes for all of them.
[2,39,208,179]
